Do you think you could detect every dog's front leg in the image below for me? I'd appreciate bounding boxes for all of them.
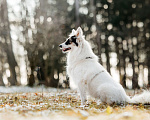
[78,82,86,106]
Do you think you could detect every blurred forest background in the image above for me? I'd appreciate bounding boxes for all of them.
[0,0,150,89]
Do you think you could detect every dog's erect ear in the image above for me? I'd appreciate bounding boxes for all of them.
[72,29,76,34]
[76,27,83,37]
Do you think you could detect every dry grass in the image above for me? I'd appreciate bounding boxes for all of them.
[0,89,150,120]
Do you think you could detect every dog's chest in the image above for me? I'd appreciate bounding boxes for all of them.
[67,65,74,77]
[67,65,88,86]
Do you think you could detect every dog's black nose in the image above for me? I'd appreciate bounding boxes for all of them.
[59,44,62,48]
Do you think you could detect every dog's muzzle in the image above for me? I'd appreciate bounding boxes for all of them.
[59,44,71,53]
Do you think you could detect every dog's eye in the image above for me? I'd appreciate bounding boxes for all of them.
[65,39,72,45]
[71,36,78,47]
[71,36,76,40]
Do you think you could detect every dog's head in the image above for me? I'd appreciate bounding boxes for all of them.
[59,27,84,53]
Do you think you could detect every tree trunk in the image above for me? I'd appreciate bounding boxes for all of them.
[148,67,150,87]
[90,0,102,63]
[0,56,5,86]
[0,72,4,86]
[148,50,150,87]
[75,0,80,28]
[1,0,18,85]
[147,36,150,87]
[105,38,111,74]
[131,55,139,89]
[5,47,18,85]
[28,64,35,87]
[121,50,127,88]
[106,3,111,74]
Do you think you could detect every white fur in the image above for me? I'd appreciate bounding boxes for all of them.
[60,27,150,105]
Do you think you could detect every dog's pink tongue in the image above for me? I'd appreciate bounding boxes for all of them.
[63,48,66,51]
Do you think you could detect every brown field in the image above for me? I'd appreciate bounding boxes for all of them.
[0,89,150,120]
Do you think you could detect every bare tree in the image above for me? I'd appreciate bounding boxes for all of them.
[75,0,80,28]
[90,0,102,63]
[0,0,18,85]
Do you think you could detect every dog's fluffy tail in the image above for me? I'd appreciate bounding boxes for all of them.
[127,91,150,104]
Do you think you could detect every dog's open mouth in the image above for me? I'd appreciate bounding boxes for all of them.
[63,47,71,52]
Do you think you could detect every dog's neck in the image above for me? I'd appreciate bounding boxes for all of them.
[67,40,98,66]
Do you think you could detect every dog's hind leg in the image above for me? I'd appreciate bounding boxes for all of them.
[78,81,86,106]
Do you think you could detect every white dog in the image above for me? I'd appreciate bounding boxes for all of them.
[59,27,150,105]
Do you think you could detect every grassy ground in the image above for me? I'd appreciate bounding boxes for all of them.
[0,88,150,120]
